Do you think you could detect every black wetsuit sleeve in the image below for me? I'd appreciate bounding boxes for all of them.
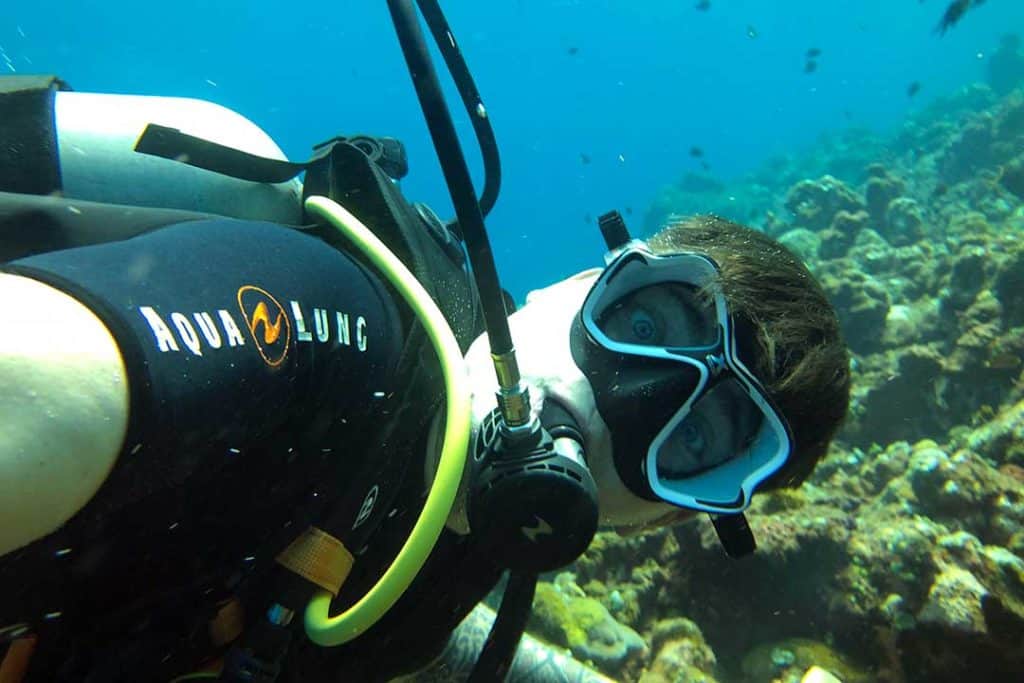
[1,216,496,681]
[2,217,405,522]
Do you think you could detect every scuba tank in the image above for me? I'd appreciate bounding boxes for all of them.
[0,76,300,223]
[53,90,303,223]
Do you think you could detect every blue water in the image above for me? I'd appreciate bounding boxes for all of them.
[0,0,1020,298]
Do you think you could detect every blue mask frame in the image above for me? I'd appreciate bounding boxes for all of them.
[579,243,794,513]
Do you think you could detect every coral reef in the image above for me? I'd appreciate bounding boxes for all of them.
[568,81,1024,683]
[527,573,648,679]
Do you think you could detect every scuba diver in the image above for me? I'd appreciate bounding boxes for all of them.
[0,1,851,681]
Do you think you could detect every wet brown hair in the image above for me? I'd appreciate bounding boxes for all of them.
[647,215,851,488]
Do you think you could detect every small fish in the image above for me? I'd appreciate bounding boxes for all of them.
[907,81,922,97]
[804,60,818,74]
[579,152,591,165]
[932,181,949,197]
[747,25,759,39]
[689,146,704,158]
[695,0,711,10]
[806,47,822,58]
[701,160,711,171]
[625,206,633,215]
[567,46,579,56]
[935,0,972,36]
[583,213,593,225]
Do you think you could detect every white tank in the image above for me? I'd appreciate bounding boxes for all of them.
[54,91,303,224]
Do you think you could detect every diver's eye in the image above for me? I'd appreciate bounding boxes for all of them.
[630,309,657,342]
[656,411,718,479]
[678,420,708,459]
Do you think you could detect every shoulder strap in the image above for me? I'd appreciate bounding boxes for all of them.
[0,75,71,195]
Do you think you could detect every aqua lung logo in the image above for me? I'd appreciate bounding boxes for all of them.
[237,285,291,367]
[138,285,370,363]
[352,485,379,530]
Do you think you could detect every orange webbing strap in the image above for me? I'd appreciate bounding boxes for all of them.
[275,526,354,596]
[0,635,37,683]
[208,599,245,648]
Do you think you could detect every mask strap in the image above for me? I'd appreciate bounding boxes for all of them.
[597,210,631,250]
[710,513,756,558]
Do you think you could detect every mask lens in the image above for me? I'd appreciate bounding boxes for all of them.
[594,282,718,348]
[654,378,764,478]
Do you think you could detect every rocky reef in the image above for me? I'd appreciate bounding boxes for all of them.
[520,82,1024,682]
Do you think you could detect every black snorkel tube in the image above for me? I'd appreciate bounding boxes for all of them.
[385,1,598,680]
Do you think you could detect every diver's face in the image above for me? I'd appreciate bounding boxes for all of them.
[464,269,695,533]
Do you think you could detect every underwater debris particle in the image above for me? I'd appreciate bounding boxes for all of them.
[747,25,759,39]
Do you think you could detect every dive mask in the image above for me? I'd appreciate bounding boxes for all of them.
[573,239,793,515]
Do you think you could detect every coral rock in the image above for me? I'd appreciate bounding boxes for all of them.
[864,170,906,229]
[993,247,1024,327]
[918,567,989,634]
[529,578,647,676]
[778,228,821,264]
[883,197,926,246]
[785,175,865,231]
[818,264,891,355]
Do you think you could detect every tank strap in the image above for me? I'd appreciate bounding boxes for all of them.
[135,124,409,184]
[0,75,71,195]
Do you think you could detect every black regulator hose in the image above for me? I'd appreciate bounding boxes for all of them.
[415,0,501,219]
[386,0,514,356]
[467,572,537,683]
